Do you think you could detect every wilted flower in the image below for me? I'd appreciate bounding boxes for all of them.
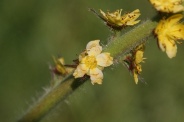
[124,44,145,84]
[98,9,140,29]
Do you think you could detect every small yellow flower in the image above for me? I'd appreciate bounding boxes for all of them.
[99,9,141,29]
[124,44,145,84]
[149,0,184,13]
[73,40,113,85]
[155,14,184,58]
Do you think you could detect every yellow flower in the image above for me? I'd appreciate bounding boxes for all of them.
[73,40,113,85]
[155,14,184,58]
[123,44,145,84]
[149,0,184,13]
[99,9,141,29]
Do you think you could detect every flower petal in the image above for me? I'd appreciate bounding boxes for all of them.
[149,0,184,13]
[89,68,103,85]
[86,40,102,56]
[122,9,141,26]
[169,24,184,39]
[86,40,101,50]
[165,41,177,58]
[167,14,183,25]
[96,53,113,67]
[173,5,184,13]
[73,64,89,78]
[135,50,144,64]
[158,36,177,58]
[133,70,139,84]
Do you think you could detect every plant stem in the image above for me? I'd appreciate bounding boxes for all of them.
[18,19,157,122]
[18,74,87,122]
[103,20,157,56]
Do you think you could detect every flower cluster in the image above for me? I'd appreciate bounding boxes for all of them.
[124,44,146,84]
[72,1,184,85]
[71,8,142,85]
[73,40,113,85]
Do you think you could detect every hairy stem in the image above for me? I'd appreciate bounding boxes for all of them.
[18,19,157,122]
[103,20,157,56]
[18,74,87,122]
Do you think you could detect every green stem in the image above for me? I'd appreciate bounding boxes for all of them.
[103,20,157,56]
[18,74,88,122]
[18,19,157,122]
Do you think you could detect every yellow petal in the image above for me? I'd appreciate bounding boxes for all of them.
[135,50,144,64]
[158,36,177,58]
[169,24,184,39]
[173,4,184,13]
[86,40,102,56]
[96,53,113,67]
[165,41,177,58]
[86,40,100,50]
[167,14,183,25]
[133,70,139,84]
[73,64,88,78]
[122,9,141,26]
[90,68,103,85]
[149,0,184,13]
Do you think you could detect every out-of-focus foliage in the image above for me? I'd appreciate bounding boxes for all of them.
[0,0,184,122]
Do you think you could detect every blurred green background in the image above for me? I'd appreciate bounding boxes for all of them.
[1,0,184,122]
